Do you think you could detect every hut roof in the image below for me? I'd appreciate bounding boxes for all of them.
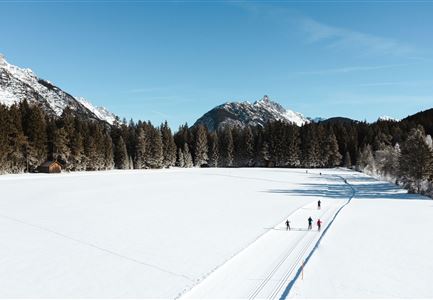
[39,161,62,168]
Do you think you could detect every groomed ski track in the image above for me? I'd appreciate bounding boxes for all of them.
[181,171,355,299]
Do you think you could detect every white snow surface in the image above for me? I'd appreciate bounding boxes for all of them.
[289,170,433,298]
[0,168,431,298]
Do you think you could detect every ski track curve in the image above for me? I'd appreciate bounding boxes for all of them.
[181,171,356,299]
[278,173,356,299]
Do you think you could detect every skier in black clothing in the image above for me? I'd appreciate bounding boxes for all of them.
[308,217,313,230]
[285,219,291,231]
[317,200,321,210]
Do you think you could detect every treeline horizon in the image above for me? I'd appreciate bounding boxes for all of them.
[0,100,432,196]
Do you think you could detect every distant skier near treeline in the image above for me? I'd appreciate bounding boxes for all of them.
[286,220,291,231]
[317,200,321,210]
[317,219,322,231]
[308,217,313,230]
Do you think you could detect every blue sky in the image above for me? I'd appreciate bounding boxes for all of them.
[1,0,433,129]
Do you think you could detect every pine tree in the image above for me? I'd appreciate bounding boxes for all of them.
[344,151,352,168]
[0,105,12,172]
[193,124,208,167]
[358,144,375,174]
[6,104,28,172]
[399,127,433,191]
[261,141,270,167]
[183,143,193,167]
[69,120,85,171]
[375,144,399,178]
[301,125,321,168]
[244,126,255,167]
[134,127,147,169]
[103,134,114,170]
[325,131,342,167]
[93,124,106,170]
[146,124,163,168]
[219,127,234,167]
[286,125,300,167]
[176,147,185,167]
[161,121,176,168]
[208,131,219,167]
[21,104,47,170]
[114,135,129,169]
[53,127,70,164]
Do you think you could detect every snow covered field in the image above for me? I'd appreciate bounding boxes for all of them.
[289,170,433,298]
[0,168,431,298]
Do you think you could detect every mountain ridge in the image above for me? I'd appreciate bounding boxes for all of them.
[0,54,116,124]
[193,95,310,131]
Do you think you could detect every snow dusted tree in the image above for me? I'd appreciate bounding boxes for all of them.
[344,151,352,168]
[399,127,433,191]
[375,144,400,179]
[219,127,233,167]
[426,134,433,150]
[244,126,255,167]
[286,125,301,167]
[325,130,342,167]
[6,105,28,172]
[145,124,163,168]
[360,145,376,174]
[176,147,185,167]
[53,127,70,164]
[260,141,270,167]
[193,124,208,167]
[301,125,321,168]
[134,127,147,169]
[161,121,176,168]
[208,131,219,167]
[93,123,106,170]
[183,143,193,168]
[21,102,47,170]
[103,134,114,169]
[69,122,85,171]
[114,135,129,169]
[0,105,10,172]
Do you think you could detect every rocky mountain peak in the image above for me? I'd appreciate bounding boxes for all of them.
[0,54,116,124]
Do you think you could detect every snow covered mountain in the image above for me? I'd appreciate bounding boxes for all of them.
[193,95,309,131]
[0,54,116,124]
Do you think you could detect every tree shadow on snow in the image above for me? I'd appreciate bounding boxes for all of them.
[265,180,431,201]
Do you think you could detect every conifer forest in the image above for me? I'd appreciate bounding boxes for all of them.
[1,101,433,197]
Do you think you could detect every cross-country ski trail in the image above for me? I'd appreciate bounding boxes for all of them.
[181,174,353,299]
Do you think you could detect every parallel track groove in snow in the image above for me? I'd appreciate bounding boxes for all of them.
[278,173,356,299]
[182,171,355,299]
[270,204,339,299]
[249,206,334,300]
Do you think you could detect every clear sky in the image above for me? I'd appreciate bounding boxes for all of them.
[1,0,433,129]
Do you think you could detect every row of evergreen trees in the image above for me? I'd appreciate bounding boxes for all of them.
[357,126,433,195]
[0,101,432,196]
[0,102,114,172]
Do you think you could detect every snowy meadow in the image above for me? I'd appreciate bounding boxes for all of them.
[0,168,431,298]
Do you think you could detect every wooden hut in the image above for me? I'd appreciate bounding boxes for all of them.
[37,161,62,173]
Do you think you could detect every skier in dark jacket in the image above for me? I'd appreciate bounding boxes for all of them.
[317,200,321,210]
[285,219,291,231]
[308,217,313,230]
[317,219,322,231]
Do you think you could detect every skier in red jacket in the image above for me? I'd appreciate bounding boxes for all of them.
[317,219,322,231]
